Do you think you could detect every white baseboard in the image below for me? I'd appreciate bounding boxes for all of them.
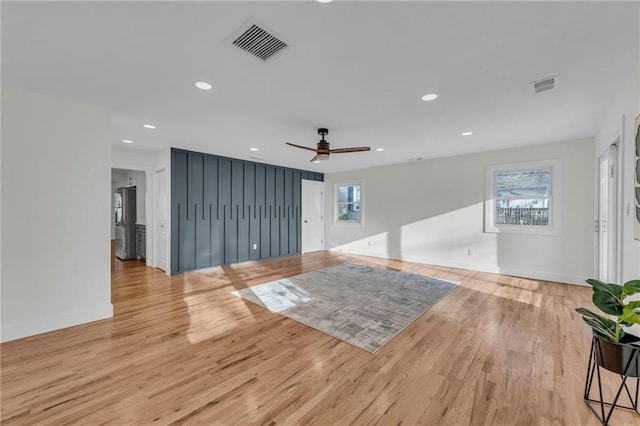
[330,248,588,286]
[1,303,113,343]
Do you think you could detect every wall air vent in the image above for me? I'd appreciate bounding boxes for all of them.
[230,23,288,61]
[530,75,559,94]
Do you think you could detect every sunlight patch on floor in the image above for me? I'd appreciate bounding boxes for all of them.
[184,292,255,344]
[231,280,313,313]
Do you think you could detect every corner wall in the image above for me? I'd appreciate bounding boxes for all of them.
[324,138,595,285]
[1,87,113,342]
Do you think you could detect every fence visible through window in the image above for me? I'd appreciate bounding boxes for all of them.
[495,207,549,225]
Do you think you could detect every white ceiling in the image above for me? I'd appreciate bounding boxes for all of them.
[2,1,638,173]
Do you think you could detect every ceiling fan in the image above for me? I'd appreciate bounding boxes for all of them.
[286,128,371,162]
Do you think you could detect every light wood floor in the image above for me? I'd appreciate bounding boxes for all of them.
[1,251,637,425]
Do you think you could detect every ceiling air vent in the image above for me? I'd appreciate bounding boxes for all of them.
[231,23,288,61]
[530,75,559,94]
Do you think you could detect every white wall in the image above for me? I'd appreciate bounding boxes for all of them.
[324,138,595,285]
[1,87,113,342]
[135,170,146,224]
[595,62,640,283]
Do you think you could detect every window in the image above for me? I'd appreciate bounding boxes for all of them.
[485,160,561,235]
[336,182,362,223]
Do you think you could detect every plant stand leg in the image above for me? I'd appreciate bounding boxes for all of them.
[604,351,640,425]
[584,342,640,425]
[584,338,596,399]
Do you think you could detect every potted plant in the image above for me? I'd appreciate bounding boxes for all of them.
[576,278,640,375]
[576,279,640,425]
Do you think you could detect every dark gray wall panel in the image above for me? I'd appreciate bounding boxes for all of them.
[171,151,186,273]
[265,166,279,257]
[206,157,224,266]
[218,159,231,216]
[249,213,260,261]
[270,207,280,258]
[231,161,244,214]
[171,148,323,274]
[260,205,270,259]
[240,164,254,262]
[275,168,286,256]
[191,154,211,269]
[255,164,269,259]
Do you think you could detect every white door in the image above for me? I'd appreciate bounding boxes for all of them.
[302,180,323,253]
[155,168,168,271]
[597,144,618,282]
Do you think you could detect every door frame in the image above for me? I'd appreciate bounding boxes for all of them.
[153,167,168,272]
[596,139,623,283]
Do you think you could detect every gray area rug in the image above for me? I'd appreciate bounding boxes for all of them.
[231,263,457,353]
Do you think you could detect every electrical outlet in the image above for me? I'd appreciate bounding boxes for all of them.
[252,243,257,250]
[368,240,372,246]
[468,249,474,257]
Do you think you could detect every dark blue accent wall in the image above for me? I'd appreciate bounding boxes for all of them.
[171,148,323,274]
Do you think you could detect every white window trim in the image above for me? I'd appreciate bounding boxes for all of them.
[484,159,562,236]
[335,179,363,225]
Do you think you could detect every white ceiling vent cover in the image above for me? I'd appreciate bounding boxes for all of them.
[230,22,288,61]
[530,75,560,94]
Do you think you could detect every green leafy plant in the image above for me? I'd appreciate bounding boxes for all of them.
[575,279,640,343]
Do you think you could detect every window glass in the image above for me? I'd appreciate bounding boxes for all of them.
[493,169,551,227]
[338,203,360,221]
[495,170,550,197]
[495,199,549,225]
[485,161,561,235]
[336,183,361,222]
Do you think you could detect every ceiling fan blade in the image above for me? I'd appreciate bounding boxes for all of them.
[329,147,371,153]
[309,154,319,162]
[286,142,318,152]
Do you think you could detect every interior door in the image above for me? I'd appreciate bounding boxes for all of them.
[155,168,168,271]
[597,144,618,282]
[302,180,323,253]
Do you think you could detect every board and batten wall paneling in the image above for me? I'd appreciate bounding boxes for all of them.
[170,148,323,274]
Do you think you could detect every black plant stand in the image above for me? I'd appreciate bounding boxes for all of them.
[584,335,640,425]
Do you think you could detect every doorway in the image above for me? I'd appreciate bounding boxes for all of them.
[597,142,621,282]
[111,168,148,266]
[301,180,324,253]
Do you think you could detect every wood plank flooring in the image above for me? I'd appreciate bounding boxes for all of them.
[1,251,637,425]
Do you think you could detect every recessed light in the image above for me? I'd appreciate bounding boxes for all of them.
[421,94,438,101]
[317,0,333,3]
[250,147,259,151]
[194,81,213,90]
[462,131,473,136]
[313,160,321,164]
[143,124,156,129]
[122,139,133,144]
[376,148,384,152]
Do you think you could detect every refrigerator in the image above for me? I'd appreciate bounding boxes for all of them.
[114,187,137,260]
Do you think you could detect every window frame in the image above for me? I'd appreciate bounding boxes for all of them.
[335,180,363,224]
[484,159,562,236]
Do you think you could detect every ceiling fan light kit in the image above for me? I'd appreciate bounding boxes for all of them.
[286,128,371,162]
